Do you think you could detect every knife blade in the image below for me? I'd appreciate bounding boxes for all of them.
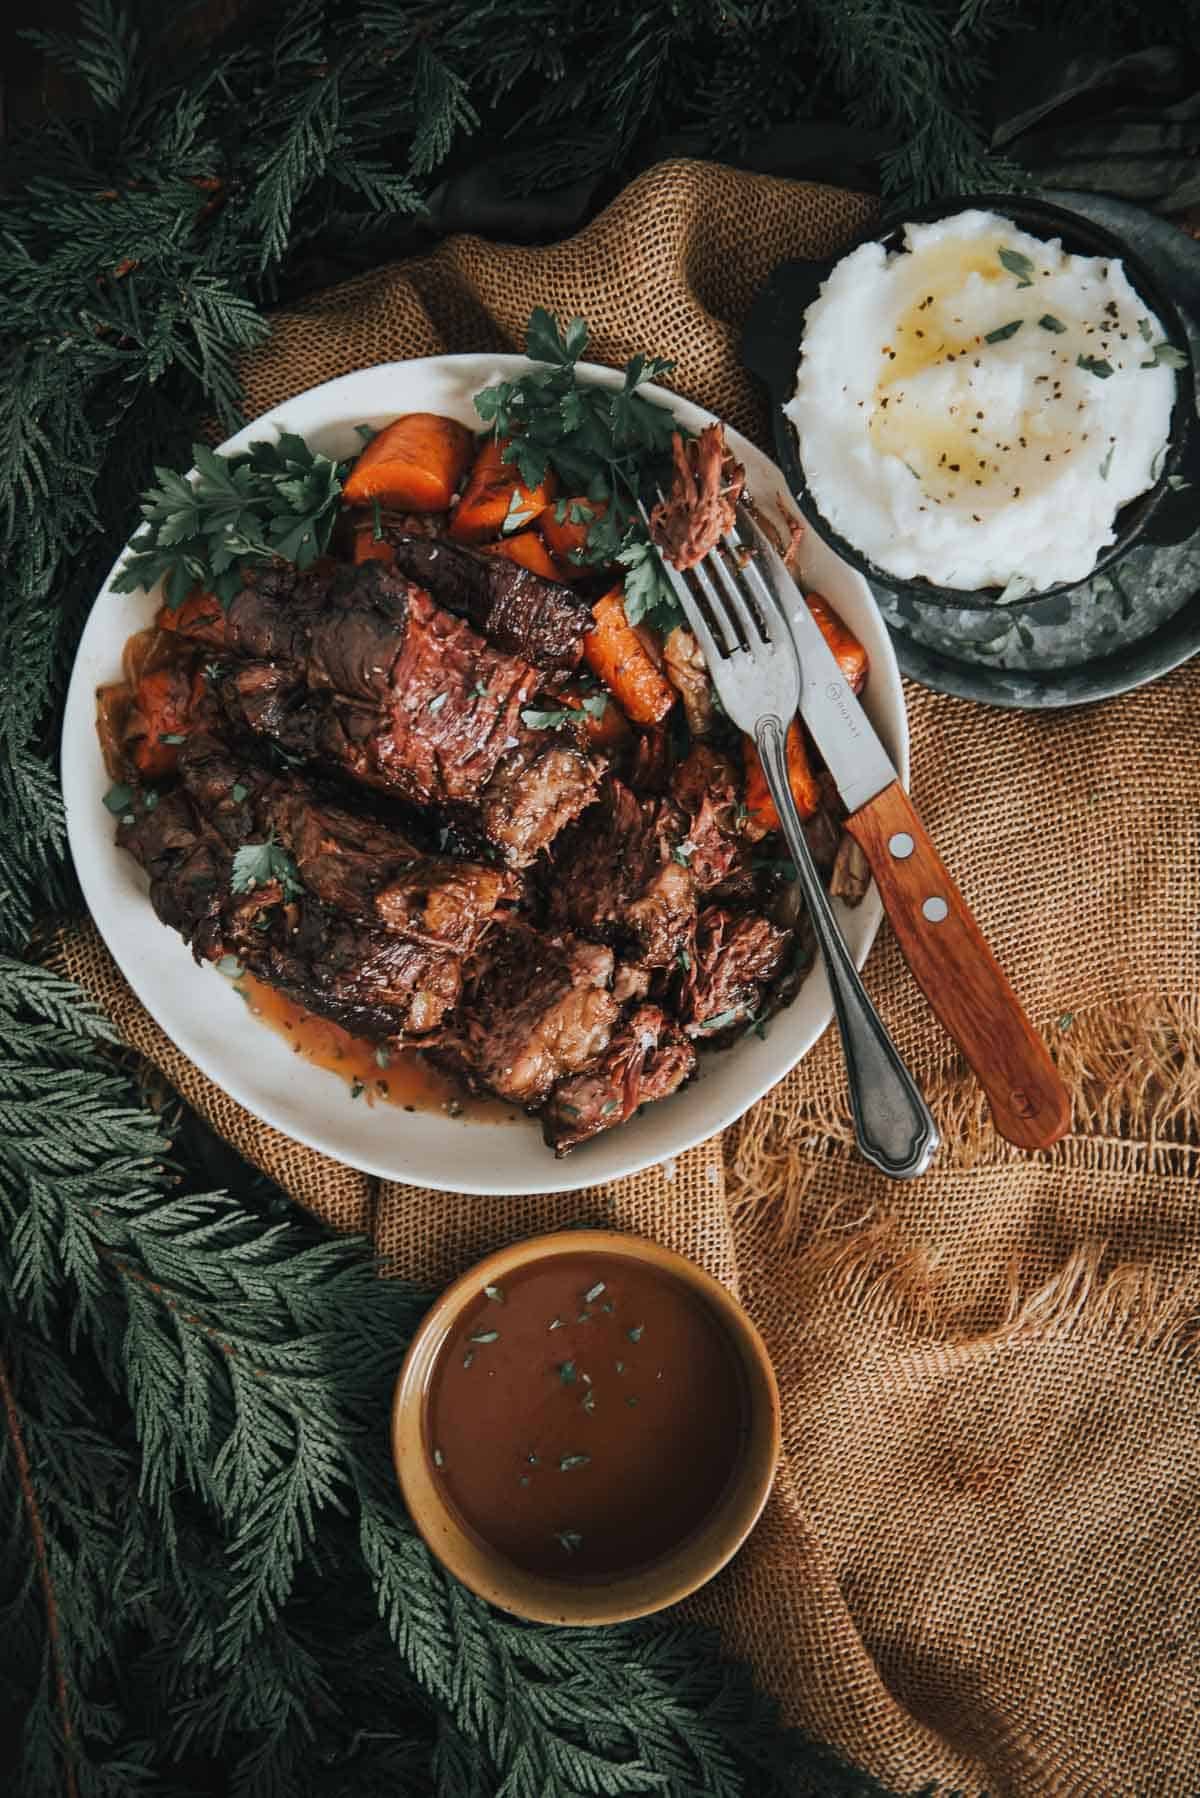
[736,512,896,814]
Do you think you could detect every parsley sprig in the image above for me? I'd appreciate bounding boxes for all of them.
[231,831,304,901]
[474,309,682,629]
[113,435,350,610]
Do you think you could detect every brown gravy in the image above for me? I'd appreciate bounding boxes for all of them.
[424,1252,749,1579]
[237,974,513,1121]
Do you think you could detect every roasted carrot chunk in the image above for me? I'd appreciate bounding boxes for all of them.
[341,413,475,512]
[447,437,555,544]
[350,518,397,565]
[127,666,207,781]
[582,585,676,727]
[805,592,868,694]
[743,720,822,830]
[539,496,609,572]
[156,587,226,646]
[480,530,564,581]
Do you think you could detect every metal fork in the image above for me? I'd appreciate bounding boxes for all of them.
[646,509,938,1180]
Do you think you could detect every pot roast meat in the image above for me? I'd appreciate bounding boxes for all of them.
[473,734,604,870]
[259,906,462,1041]
[677,905,792,1039]
[385,534,593,671]
[649,425,746,571]
[542,1004,696,1154]
[443,923,618,1107]
[550,777,696,967]
[670,743,746,892]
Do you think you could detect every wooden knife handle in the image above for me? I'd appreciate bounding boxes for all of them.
[845,781,1071,1151]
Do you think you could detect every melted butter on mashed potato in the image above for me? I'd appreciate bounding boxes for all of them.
[785,209,1178,592]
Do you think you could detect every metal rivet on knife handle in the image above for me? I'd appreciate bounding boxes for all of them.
[888,832,914,859]
[922,896,949,922]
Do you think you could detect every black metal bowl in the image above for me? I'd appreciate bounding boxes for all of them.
[741,191,1200,613]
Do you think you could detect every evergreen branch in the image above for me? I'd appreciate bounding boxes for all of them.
[0,1350,79,1798]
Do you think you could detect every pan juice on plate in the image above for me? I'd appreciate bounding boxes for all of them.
[786,209,1178,594]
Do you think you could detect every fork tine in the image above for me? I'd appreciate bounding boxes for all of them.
[690,555,741,655]
[635,498,731,664]
[728,512,791,630]
[705,539,769,649]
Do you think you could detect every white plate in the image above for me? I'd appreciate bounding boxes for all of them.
[62,355,908,1195]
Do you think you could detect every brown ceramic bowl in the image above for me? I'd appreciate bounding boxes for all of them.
[391,1229,780,1625]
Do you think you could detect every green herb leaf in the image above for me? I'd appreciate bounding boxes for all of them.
[601,1099,620,1116]
[469,1329,499,1344]
[433,1447,444,1467]
[902,461,921,480]
[584,1282,606,1302]
[1038,315,1067,333]
[548,1317,565,1331]
[581,694,608,719]
[672,841,694,866]
[102,782,135,815]
[999,248,1034,287]
[984,320,1023,345]
[581,1388,596,1413]
[557,1360,577,1385]
[626,1396,639,1407]
[349,1080,365,1100]
[559,1453,591,1472]
[231,782,248,803]
[159,731,186,745]
[1099,443,1115,481]
[698,1006,744,1033]
[231,830,304,901]
[374,1045,391,1069]
[1141,342,1188,370]
[1077,354,1114,379]
[484,1283,504,1303]
[555,1530,584,1553]
[627,1324,644,1343]
[354,423,378,444]
[1138,318,1154,343]
[521,705,574,731]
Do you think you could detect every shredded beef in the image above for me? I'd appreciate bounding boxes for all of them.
[550,777,695,966]
[649,425,746,570]
[543,1004,696,1153]
[442,923,617,1106]
[677,905,792,1039]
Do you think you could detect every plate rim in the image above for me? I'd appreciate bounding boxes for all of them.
[62,351,909,1194]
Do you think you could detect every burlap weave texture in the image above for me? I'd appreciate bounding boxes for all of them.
[55,160,1200,1796]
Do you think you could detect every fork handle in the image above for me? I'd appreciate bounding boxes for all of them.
[845,780,1071,1151]
[755,717,939,1181]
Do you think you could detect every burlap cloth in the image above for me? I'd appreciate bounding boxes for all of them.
[55,162,1200,1796]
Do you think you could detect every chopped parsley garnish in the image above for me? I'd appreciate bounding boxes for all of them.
[231,782,248,803]
[556,1530,583,1553]
[1141,342,1187,370]
[672,841,695,866]
[158,731,186,745]
[427,690,448,714]
[1077,354,1114,379]
[469,1329,499,1345]
[102,782,134,816]
[584,1282,606,1302]
[473,309,680,630]
[627,1324,644,1343]
[1099,443,1116,480]
[676,947,691,972]
[484,1283,504,1303]
[559,1453,591,1472]
[349,1080,365,1100]
[433,1447,444,1467]
[984,320,1023,345]
[581,693,608,719]
[698,1006,744,1033]
[1038,315,1066,334]
[520,705,575,731]
[548,1317,565,1331]
[557,1360,578,1385]
[231,830,304,900]
[375,1045,391,1069]
[998,248,1034,287]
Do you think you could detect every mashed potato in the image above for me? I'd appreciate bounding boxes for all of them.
[785,209,1178,593]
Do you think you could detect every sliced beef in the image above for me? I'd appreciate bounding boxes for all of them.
[474,736,603,869]
[219,562,538,808]
[677,905,792,1039]
[543,1004,696,1154]
[550,777,695,966]
[257,906,461,1040]
[174,732,517,957]
[444,924,617,1106]
[385,534,593,671]
[663,627,715,739]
